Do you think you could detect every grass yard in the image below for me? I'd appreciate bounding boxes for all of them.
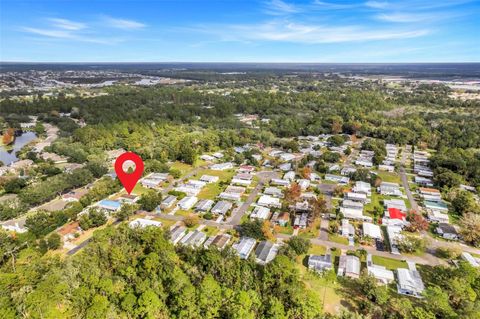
[202,226,220,237]
[328,233,349,245]
[176,209,193,217]
[308,244,327,255]
[299,218,320,239]
[295,255,346,314]
[377,171,401,184]
[371,255,407,270]
[170,161,194,177]
[152,217,178,229]
[274,224,294,235]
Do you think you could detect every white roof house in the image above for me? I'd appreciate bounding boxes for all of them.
[177,196,198,210]
[128,218,162,229]
[340,207,372,222]
[257,195,281,208]
[234,237,257,259]
[271,178,290,187]
[211,201,233,215]
[366,254,394,285]
[200,175,219,183]
[308,253,333,273]
[363,222,382,239]
[195,199,214,212]
[345,192,368,202]
[250,206,270,220]
[378,182,402,196]
[396,264,425,298]
[283,171,296,181]
[297,179,310,190]
[210,162,233,171]
[353,181,371,196]
[161,195,177,209]
[462,252,480,267]
[342,200,364,209]
[338,255,361,278]
[384,199,407,212]
[386,225,403,255]
[341,219,355,238]
[170,226,187,245]
[264,187,283,198]
[368,266,395,285]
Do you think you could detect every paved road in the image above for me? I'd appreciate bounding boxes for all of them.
[227,171,279,226]
[399,146,418,211]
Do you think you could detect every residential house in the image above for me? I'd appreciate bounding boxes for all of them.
[271,178,290,187]
[294,212,308,229]
[363,222,383,240]
[436,223,459,240]
[210,162,233,171]
[257,195,281,208]
[195,199,214,212]
[340,207,372,222]
[231,173,253,186]
[200,175,219,183]
[211,201,233,215]
[341,219,355,238]
[250,206,270,220]
[384,199,407,212]
[325,174,350,184]
[461,252,480,268]
[338,255,361,278]
[345,192,368,203]
[128,218,162,229]
[255,241,279,265]
[353,181,372,196]
[378,182,402,196]
[383,208,407,227]
[297,179,310,190]
[308,252,333,273]
[97,199,122,212]
[283,171,296,181]
[272,212,290,227]
[204,233,231,250]
[161,195,177,209]
[1,220,27,233]
[264,187,283,198]
[366,254,394,284]
[234,237,257,259]
[118,194,139,204]
[427,210,450,223]
[170,225,187,245]
[396,263,425,298]
[63,189,88,202]
[279,163,292,171]
[180,230,207,247]
[177,196,198,210]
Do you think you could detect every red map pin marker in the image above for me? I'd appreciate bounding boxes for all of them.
[114,152,144,195]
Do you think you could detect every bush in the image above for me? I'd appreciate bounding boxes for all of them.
[435,247,461,259]
[183,214,199,228]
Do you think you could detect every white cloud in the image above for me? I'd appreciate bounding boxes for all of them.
[48,18,86,30]
[21,27,121,44]
[103,16,146,29]
[264,0,301,15]
[191,21,430,44]
[365,1,389,9]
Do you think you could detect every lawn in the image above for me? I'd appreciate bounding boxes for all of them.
[202,226,220,237]
[170,161,194,177]
[299,218,320,239]
[152,217,178,229]
[377,171,401,184]
[274,224,294,235]
[308,244,327,255]
[176,209,193,217]
[328,233,349,245]
[371,255,407,270]
[295,255,346,314]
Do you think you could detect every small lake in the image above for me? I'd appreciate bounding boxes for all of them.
[0,131,37,166]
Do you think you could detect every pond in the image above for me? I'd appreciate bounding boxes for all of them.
[0,131,37,165]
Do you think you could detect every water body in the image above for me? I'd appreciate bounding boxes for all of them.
[0,131,37,166]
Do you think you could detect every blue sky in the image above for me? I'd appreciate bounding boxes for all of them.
[1,0,479,62]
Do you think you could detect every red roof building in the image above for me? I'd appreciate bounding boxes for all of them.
[388,208,406,220]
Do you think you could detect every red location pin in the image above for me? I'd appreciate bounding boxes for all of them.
[114,152,144,194]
